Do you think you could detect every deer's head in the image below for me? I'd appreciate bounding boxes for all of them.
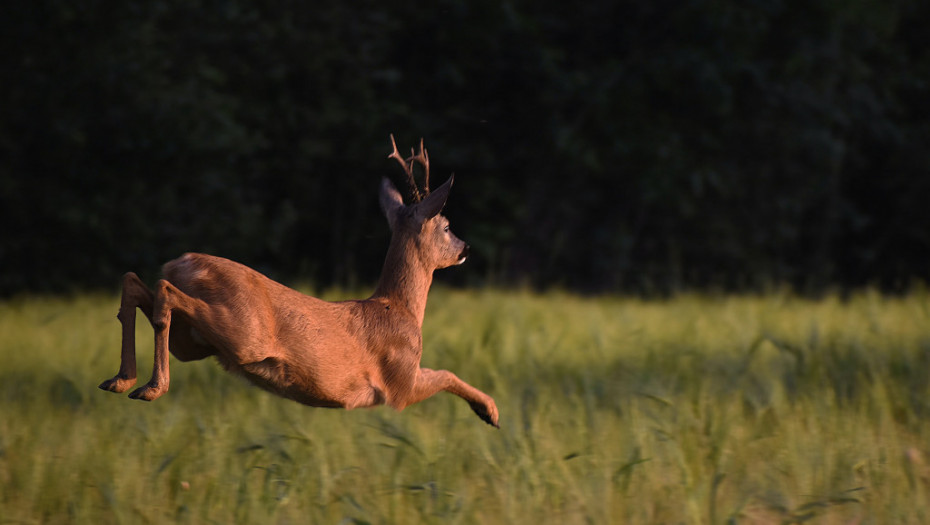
[380,136,469,270]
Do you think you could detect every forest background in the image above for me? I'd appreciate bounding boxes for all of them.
[3,0,929,295]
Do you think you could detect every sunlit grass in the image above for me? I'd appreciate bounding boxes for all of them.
[2,288,930,523]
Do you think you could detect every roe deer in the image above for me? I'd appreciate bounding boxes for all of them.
[98,135,499,427]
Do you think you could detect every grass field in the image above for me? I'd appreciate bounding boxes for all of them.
[2,287,930,524]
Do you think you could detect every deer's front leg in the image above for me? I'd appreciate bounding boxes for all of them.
[100,272,154,394]
[402,368,499,428]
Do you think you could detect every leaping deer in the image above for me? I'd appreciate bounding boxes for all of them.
[98,135,499,427]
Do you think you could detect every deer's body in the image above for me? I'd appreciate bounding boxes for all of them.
[99,137,499,427]
[160,253,420,410]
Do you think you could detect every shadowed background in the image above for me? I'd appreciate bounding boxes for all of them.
[2,0,929,295]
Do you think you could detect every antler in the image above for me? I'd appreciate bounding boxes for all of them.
[387,134,430,202]
[410,137,429,198]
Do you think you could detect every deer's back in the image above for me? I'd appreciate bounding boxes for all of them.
[161,253,342,347]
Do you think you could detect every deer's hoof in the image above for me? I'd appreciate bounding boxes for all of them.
[470,399,500,428]
[98,376,136,393]
[128,383,166,401]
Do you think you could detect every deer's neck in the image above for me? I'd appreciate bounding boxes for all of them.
[372,236,433,326]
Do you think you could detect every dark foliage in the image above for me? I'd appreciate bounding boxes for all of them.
[2,0,928,295]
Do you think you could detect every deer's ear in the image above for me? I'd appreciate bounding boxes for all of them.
[379,177,404,230]
[415,175,453,223]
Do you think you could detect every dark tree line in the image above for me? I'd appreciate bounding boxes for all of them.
[2,0,929,295]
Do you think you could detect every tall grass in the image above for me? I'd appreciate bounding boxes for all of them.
[1,288,930,523]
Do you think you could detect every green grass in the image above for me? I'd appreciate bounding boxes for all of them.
[2,288,930,523]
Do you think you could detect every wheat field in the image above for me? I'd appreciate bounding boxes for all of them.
[2,287,930,523]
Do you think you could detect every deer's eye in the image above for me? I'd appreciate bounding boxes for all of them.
[443,225,450,233]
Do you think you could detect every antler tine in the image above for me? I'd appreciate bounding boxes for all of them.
[407,137,430,196]
[387,134,408,173]
[387,134,421,202]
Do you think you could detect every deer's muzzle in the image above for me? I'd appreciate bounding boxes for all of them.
[456,244,470,265]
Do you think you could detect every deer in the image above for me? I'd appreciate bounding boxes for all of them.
[98,135,499,428]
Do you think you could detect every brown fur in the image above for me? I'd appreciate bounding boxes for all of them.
[99,172,499,427]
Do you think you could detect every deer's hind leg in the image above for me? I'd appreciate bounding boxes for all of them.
[129,279,211,401]
[99,272,154,393]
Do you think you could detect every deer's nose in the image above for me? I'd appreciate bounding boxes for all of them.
[457,244,470,264]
